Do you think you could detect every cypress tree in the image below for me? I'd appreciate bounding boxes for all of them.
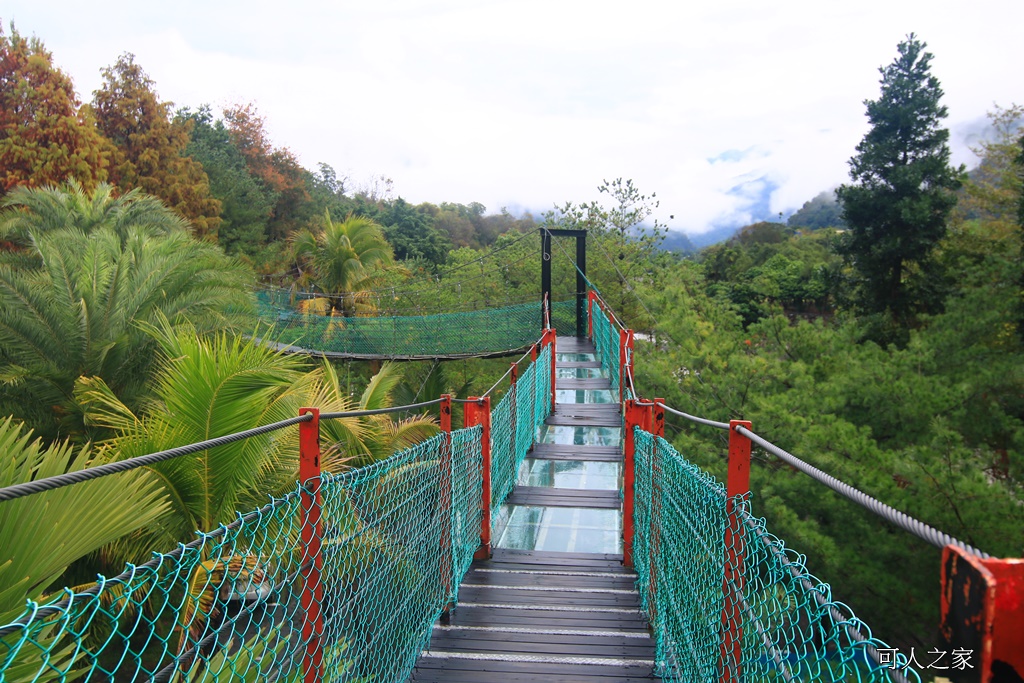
[836,34,964,338]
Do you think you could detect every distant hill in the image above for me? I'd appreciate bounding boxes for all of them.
[659,230,696,254]
[687,225,740,249]
[787,190,845,230]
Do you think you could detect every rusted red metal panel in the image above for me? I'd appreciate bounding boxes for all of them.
[941,546,1024,682]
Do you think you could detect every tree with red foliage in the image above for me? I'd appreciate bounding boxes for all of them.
[92,53,221,238]
[0,23,108,195]
[223,102,309,240]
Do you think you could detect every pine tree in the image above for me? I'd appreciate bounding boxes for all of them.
[0,24,109,194]
[92,54,221,238]
[836,34,964,336]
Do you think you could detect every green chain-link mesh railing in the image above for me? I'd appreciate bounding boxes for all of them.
[255,288,575,358]
[590,294,620,398]
[488,343,552,525]
[631,428,921,682]
[0,426,482,683]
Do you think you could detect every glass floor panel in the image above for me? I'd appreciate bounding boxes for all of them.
[540,424,620,446]
[493,505,622,553]
[556,353,596,362]
[556,389,615,404]
[516,458,621,490]
[556,367,606,379]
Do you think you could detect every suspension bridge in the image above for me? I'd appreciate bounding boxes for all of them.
[0,231,1021,683]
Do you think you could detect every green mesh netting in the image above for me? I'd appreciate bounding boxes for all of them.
[590,294,620,397]
[632,429,922,683]
[0,427,482,683]
[488,343,553,524]
[255,289,576,359]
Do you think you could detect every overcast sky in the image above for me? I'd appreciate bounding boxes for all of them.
[6,1,1024,236]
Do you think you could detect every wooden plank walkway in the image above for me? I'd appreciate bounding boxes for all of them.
[408,337,656,682]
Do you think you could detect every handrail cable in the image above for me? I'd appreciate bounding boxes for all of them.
[734,424,990,558]
[0,415,312,504]
[637,396,987,556]
[0,400,459,505]
[480,337,543,399]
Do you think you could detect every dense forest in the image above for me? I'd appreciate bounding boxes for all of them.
[1,20,1023,662]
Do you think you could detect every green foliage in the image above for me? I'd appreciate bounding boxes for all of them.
[787,190,845,230]
[378,198,452,267]
[835,35,965,337]
[179,106,276,255]
[635,255,1024,648]
[291,211,399,315]
[700,225,839,325]
[0,183,253,440]
[0,417,166,621]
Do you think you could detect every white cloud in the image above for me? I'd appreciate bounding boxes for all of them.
[6,0,1024,235]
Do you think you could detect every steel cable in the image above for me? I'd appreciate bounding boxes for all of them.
[0,415,314,504]
[735,425,990,558]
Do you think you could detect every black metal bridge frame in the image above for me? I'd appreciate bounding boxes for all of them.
[540,228,587,337]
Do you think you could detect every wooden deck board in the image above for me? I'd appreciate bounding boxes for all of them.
[504,487,620,509]
[528,444,621,462]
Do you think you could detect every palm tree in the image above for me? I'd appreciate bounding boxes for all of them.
[291,211,398,316]
[0,180,189,253]
[0,187,252,441]
[76,321,437,559]
[0,418,167,682]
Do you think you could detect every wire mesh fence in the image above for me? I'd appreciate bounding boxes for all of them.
[487,343,553,527]
[632,429,921,683]
[255,288,575,359]
[590,295,620,398]
[0,427,482,683]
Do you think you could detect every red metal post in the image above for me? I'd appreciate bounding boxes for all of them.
[618,329,628,404]
[466,397,493,561]
[720,420,751,683]
[622,399,651,568]
[439,394,453,612]
[540,328,556,413]
[298,408,324,683]
[940,546,1024,682]
[652,399,665,438]
[587,290,596,338]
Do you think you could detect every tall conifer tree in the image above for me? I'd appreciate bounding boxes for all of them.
[836,34,963,337]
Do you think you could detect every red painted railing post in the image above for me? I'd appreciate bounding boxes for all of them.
[587,290,596,338]
[622,399,651,568]
[298,408,324,683]
[439,394,454,612]
[721,419,751,683]
[546,329,557,413]
[466,397,492,561]
[940,546,1024,681]
[618,329,628,404]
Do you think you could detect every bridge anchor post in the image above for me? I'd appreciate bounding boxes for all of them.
[466,397,493,561]
[623,399,651,568]
[720,420,751,683]
[298,408,324,683]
